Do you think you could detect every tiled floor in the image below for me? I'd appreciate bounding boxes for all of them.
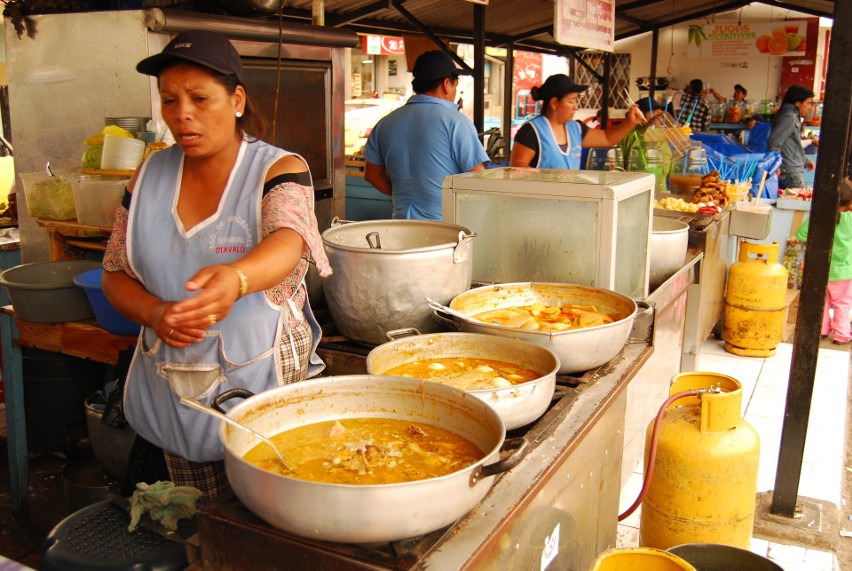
[617,337,849,570]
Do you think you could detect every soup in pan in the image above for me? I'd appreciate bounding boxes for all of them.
[243,418,484,484]
[384,357,540,390]
[471,303,618,332]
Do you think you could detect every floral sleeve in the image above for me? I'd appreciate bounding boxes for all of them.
[102,205,137,278]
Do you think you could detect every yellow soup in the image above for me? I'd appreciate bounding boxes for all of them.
[384,357,541,390]
[243,418,484,484]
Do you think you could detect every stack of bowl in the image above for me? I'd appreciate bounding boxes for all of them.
[101,135,145,171]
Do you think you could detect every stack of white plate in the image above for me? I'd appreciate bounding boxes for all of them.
[101,135,145,171]
[105,117,150,133]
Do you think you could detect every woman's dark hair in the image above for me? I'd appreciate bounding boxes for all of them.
[412,76,449,95]
[219,73,267,142]
[781,84,815,106]
[158,63,267,142]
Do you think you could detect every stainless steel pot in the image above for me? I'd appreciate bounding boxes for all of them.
[443,283,639,374]
[215,375,527,544]
[321,218,475,344]
[365,330,560,430]
[650,217,689,290]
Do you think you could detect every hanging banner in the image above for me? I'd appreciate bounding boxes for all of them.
[362,35,406,56]
[686,21,808,58]
[554,0,615,52]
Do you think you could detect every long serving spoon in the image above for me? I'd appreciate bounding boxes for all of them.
[179,397,293,472]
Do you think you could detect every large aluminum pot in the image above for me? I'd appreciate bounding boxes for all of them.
[322,218,475,344]
[444,282,639,374]
[216,375,528,544]
[365,330,560,430]
[650,217,689,290]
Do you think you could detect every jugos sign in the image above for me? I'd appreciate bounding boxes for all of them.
[687,20,808,58]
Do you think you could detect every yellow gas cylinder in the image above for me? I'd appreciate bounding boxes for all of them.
[639,372,760,550]
[722,241,789,357]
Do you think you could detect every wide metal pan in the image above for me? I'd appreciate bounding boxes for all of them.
[365,330,560,430]
[440,282,641,374]
[216,375,528,544]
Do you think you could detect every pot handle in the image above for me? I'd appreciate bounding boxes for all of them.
[431,307,462,331]
[453,230,476,264]
[211,388,256,414]
[385,328,422,341]
[469,437,529,487]
[627,300,655,344]
[329,216,356,228]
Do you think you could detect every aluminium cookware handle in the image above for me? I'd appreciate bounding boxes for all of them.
[627,300,655,344]
[452,230,476,264]
[211,388,256,414]
[385,327,422,341]
[329,216,356,228]
[469,437,529,487]
[366,231,382,249]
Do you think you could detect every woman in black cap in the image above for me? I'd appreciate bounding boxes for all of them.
[510,74,642,168]
[101,30,331,501]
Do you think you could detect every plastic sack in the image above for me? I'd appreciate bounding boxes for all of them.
[750,151,782,199]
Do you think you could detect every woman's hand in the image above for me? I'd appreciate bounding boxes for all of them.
[625,104,644,127]
[164,264,242,336]
[152,300,205,348]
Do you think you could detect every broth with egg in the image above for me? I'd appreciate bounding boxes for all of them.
[384,357,540,390]
[243,418,484,484]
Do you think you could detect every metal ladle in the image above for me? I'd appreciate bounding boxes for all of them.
[45,161,55,176]
[179,397,293,471]
[425,297,485,324]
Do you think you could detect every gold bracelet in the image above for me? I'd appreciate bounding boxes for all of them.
[228,263,248,298]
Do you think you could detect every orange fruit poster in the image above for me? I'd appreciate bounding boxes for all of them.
[687,20,807,59]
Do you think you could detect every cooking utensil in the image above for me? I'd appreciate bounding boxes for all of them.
[366,330,560,430]
[179,397,292,471]
[321,218,475,344]
[425,297,484,324]
[217,376,528,543]
[441,282,640,374]
[45,161,55,176]
[649,217,689,290]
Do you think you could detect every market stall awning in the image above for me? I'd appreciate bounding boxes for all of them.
[279,0,836,52]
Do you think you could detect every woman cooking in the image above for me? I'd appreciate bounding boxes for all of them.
[509,74,643,168]
[101,30,331,502]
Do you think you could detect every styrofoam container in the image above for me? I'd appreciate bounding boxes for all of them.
[0,260,101,322]
[19,171,77,220]
[73,268,141,336]
[70,175,128,227]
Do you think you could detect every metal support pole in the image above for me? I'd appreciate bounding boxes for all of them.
[602,53,612,123]
[649,28,659,102]
[473,3,485,133]
[771,0,852,517]
[502,44,514,161]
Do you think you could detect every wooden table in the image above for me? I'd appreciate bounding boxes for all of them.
[35,219,112,261]
[0,306,136,512]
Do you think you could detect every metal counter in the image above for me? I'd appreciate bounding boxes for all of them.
[197,342,652,570]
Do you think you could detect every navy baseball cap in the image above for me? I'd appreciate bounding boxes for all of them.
[137,30,245,85]
[412,50,471,80]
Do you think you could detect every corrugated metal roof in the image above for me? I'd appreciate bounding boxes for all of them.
[279,0,835,51]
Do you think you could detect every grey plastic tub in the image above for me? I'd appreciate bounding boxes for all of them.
[0,260,101,322]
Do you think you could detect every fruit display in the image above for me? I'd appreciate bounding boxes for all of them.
[779,187,813,200]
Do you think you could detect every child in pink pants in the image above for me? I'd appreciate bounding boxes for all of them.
[795,179,852,344]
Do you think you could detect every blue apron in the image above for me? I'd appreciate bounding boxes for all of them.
[529,115,583,169]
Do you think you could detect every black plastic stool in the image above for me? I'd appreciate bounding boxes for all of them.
[41,500,188,571]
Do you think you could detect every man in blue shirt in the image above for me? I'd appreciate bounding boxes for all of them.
[363,50,489,220]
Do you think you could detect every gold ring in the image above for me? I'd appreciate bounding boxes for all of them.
[167,328,174,338]
[209,313,217,326]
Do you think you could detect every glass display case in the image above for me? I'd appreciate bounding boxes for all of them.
[442,168,655,298]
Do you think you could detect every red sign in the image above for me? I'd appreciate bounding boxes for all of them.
[362,36,406,56]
